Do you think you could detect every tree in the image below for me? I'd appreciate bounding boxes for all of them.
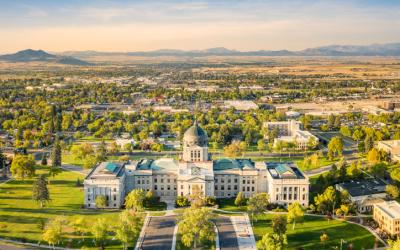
[96,140,108,161]
[108,141,120,155]
[41,154,48,166]
[83,155,98,169]
[145,190,156,206]
[287,202,305,230]
[95,195,107,208]
[176,196,190,207]
[223,140,245,157]
[307,136,318,150]
[320,233,329,247]
[391,168,400,183]
[178,207,214,248]
[115,210,143,250]
[10,154,36,179]
[91,218,109,250]
[327,136,343,160]
[257,139,267,151]
[234,192,246,207]
[314,186,337,214]
[42,217,64,248]
[190,185,205,208]
[386,185,400,199]
[51,136,62,167]
[364,135,374,153]
[388,237,400,250]
[32,174,50,208]
[272,214,287,236]
[367,148,380,164]
[257,233,287,250]
[247,193,269,221]
[125,189,146,212]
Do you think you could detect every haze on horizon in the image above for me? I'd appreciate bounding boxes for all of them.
[1,0,400,53]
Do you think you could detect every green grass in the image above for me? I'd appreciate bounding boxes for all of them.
[216,198,247,212]
[252,214,381,250]
[0,167,135,249]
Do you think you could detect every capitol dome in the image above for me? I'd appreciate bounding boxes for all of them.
[183,121,208,147]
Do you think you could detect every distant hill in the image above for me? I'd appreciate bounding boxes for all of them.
[0,49,92,65]
[61,43,400,58]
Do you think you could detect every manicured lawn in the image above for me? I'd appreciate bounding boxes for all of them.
[0,167,134,249]
[216,198,247,212]
[252,214,381,250]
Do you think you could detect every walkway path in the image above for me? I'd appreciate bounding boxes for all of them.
[140,216,176,250]
[214,216,239,250]
[230,214,257,250]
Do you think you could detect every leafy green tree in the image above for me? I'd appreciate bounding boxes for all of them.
[95,195,107,208]
[10,154,36,179]
[287,202,305,230]
[176,196,190,207]
[115,210,143,250]
[257,139,267,151]
[178,207,214,248]
[125,189,146,211]
[42,217,64,248]
[247,193,269,221]
[32,174,50,208]
[386,185,400,199]
[320,233,329,247]
[391,168,400,183]
[364,135,374,153]
[314,186,337,214]
[272,214,287,236]
[257,233,287,250]
[91,218,109,250]
[388,237,400,250]
[367,148,380,163]
[83,155,98,169]
[327,136,343,160]
[234,191,246,207]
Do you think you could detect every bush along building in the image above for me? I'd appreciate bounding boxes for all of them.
[84,121,310,208]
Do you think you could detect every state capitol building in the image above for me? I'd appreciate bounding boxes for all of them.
[84,121,310,208]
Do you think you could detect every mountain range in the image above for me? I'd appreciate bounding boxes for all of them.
[0,49,91,65]
[61,43,400,58]
[1,43,400,65]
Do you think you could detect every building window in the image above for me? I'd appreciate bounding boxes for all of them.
[243,180,246,184]
[154,185,158,190]
[247,187,250,192]
[251,187,255,192]
[234,178,238,183]
[234,185,238,190]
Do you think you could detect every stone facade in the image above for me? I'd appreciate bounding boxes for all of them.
[84,121,310,208]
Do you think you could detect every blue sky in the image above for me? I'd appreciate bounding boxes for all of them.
[0,0,400,52]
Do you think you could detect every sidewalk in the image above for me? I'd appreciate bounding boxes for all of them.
[230,214,257,250]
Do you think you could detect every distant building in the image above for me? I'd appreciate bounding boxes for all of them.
[285,111,301,119]
[376,140,400,162]
[84,121,310,208]
[362,105,393,115]
[383,101,400,110]
[263,120,319,150]
[374,201,400,236]
[224,100,258,111]
[336,179,387,213]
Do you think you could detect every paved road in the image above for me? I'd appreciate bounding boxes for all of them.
[140,216,176,250]
[0,243,39,250]
[215,216,239,250]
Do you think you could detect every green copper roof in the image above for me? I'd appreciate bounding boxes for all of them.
[213,158,255,171]
[105,162,118,173]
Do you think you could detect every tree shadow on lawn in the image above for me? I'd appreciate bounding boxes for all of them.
[287,223,376,250]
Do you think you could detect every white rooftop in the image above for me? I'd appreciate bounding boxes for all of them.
[375,201,400,219]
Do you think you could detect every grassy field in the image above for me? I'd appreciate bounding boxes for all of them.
[252,214,381,250]
[216,198,247,213]
[0,167,134,249]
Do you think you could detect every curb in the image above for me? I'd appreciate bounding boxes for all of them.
[135,213,150,250]
[171,224,178,250]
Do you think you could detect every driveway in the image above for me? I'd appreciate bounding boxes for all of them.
[214,216,239,250]
[140,216,176,250]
